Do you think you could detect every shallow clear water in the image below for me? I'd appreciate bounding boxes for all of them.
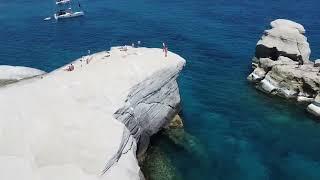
[1,0,320,179]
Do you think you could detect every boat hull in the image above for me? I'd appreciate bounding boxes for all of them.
[54,11,84,20]
[56,0,71,5]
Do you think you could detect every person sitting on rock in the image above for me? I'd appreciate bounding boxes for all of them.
[65,64,74,71]
[70,64,74,71]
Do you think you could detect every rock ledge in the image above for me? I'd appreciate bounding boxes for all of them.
[0,46,185,180]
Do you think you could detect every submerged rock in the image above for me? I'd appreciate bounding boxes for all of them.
[248,19,320,118]
[140,146,182,180]
[166,114,184,129]
[162,129,209,161]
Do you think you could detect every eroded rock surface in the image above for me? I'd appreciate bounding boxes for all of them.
[0,65,45,86]
[0,47,185,180]
[255,19,310,63]
[247,19,320,118]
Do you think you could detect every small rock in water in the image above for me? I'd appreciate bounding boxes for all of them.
[307,94,320,118]
[247,19,320,119]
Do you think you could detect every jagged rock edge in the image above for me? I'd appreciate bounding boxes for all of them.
[102,64,184,175]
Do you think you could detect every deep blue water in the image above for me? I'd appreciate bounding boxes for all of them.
[1,0,320,179]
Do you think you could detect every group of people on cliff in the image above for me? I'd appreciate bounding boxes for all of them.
[64,41,169,72]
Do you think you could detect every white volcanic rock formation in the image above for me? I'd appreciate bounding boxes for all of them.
[247,19,320,118]
[270,19,306,34]
[0,65,45,86]
[0,46,185,180]
[255,19,311,64]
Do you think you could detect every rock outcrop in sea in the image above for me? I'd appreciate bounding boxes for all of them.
[0,46,185,180]
[247,19,320,118]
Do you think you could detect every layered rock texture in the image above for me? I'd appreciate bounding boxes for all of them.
[0,47,185,180]
[248,19,320,118]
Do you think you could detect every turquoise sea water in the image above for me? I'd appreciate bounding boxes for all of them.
[2,0,320,179]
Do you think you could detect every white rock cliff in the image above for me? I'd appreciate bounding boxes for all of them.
[0,46,186,180]
[0,65,46,86]
[248,19,320,118]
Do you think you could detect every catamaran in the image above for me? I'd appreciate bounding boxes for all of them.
[54,9,84,20]
[54,0,84,20]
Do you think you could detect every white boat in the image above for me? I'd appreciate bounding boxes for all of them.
[56,0,70,5]
[54,10,84,20]
[53,0,84,20]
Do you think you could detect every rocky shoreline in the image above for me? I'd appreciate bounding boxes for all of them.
[0,47,186,180]
[248,19,320,118]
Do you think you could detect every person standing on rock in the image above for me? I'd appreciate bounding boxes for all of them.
[86,50,91,64]
[163,42,168,57]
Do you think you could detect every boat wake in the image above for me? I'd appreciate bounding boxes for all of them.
[44,17,52,21]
